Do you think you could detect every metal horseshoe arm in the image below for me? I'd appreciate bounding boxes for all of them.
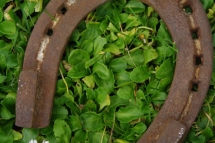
[138,0,213,142]
[15,0,213,142]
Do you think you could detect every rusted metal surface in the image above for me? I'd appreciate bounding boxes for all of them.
[138,0,213,142]
[15,0,213,142]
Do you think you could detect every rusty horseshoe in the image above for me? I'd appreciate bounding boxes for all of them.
[15,0,213,142]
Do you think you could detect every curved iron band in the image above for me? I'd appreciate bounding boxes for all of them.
[139,0,213,142]
[15,0,213,142]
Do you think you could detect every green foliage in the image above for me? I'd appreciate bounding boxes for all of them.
[155,58,174,79]
[80,112,104,131]
[201,0,214,10]
[0,21,16,36]
[93,62,110,80]
[124,0,145,13]
[53,120,71,143]
[21,128,39,143]
[0,120,14,143]
[116,106,144,123]
[0,0,215,143]
[130,66,150,83]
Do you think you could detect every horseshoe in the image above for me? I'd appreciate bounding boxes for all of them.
[15,0,213,142]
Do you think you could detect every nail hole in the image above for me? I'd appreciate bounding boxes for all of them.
[191,82,198,92]
[183,5,193,14]
[60,7,67,14]
[195,55,202,66]
[191,30,198,40]
[47,29,53,36]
